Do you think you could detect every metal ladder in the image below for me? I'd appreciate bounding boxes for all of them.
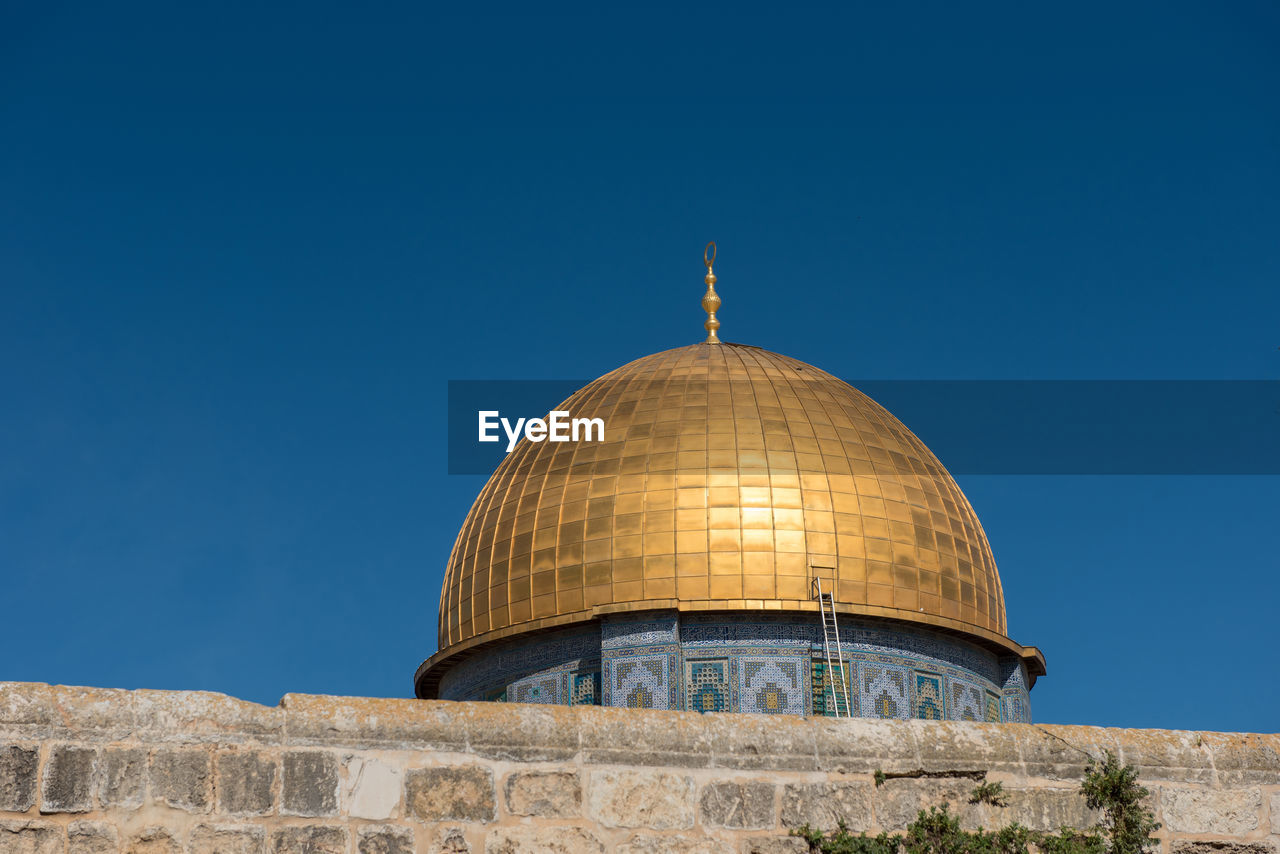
[813,577,853,717]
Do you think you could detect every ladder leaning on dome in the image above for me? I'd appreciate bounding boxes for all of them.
[813,576,853,717]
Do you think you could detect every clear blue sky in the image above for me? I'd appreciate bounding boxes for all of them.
[2,3,1277,732]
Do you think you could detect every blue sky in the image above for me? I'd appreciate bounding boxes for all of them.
[2,3,1277,732]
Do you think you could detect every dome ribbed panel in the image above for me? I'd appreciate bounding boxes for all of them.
[437,343,1008,651]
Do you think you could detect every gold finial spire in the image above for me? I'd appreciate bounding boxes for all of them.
[702,241,721,344]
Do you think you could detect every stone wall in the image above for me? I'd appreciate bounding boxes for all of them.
[0,682,1275,853]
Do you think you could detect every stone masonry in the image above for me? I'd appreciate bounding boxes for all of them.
[0,682,1276,853]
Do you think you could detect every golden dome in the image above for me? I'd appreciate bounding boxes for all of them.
[436,342,1035,666]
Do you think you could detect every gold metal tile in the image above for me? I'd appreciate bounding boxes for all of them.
[709,528,741,551]
[709,575,743,598]
[677,576,709,598]
[585,562,612,586]
[585,516,612,541]
[774,530,805,553]
[645,577,676,598]
[583,538,611,564]
[708,552,741,574]
[612,580,642,601]
[676,530,707,553]
[775,553,806,576]
[648,554,677,577]
[435,342,1012,657]
[744,575,775,598]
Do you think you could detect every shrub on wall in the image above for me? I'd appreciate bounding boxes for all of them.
[793,751,1159,854]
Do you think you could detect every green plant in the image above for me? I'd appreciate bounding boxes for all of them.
[793,821,898,854]
[874,769,887,788]
[1080,751,1160,854]
[791,754,1159,854]
[1037,828,1105,854]
[968,781,1007,807]
[903,806,1033,854]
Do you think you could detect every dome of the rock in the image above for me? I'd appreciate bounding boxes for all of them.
[415,251,1043,720]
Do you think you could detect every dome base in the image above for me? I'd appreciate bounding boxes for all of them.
[424,610,1034,723]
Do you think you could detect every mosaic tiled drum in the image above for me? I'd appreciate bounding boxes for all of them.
[415,337,1045,720]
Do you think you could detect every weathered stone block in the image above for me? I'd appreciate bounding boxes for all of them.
[0,745,38,812]
[1171,843,1275,854]
[52,687,134,742]
[434,827,472,853]
[872,778,975,831]
[741,837,808,854]
[188,825,264,854]
[125,827,180,854]
[985,787,1099,833]
[587,769,695,829]
[1016,724,1120,783]
[41,745,97,813]
[0,821,64,854]
[281,751,337,817]
[1160,787,1261,835]
[133,690,280,745]
[1115,728,1215,784]
[465,704,578,762]
[356,825,413,854]
[216,751,276,815]
[0,684,133,742]
[578,706,714,767]
[68,821,117,854]
[615,833,723,854]
[98,749,145,809]
[779,782,873,832]
[699,781,775,829]
[405,766,495,823]
[503,770,580,818]
[706,713,817,771]
[909,720,1022,776]
[1198,732,1280,786]
[483,827,604,854]
[149,749,210,812]
[1273,790,1280,834]
[0,684,59,741]
[342,756,401,820]
[811,717,918,775]
[281,694,464,752]
[269,826,346,854]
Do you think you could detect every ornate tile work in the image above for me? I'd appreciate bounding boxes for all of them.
[444,611,1027,720]
[842,624,1001,685]
[998,696,1018,727]
[510,673,562,705]
[998,656,1033,723]
[602,615,679,649]
[572,671,602,706]
[985,690,1001,722]
[999,657,1028,691]
[740,657,806,716]
[812,658,853,717]
[914,672,944,720]
[614,655,670,709]
[438,624,599,700]
[686,659,729,713]
[602,612,680,709]
[860,662,911,720]
[950,678,985,721]
[681,616,814,649]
